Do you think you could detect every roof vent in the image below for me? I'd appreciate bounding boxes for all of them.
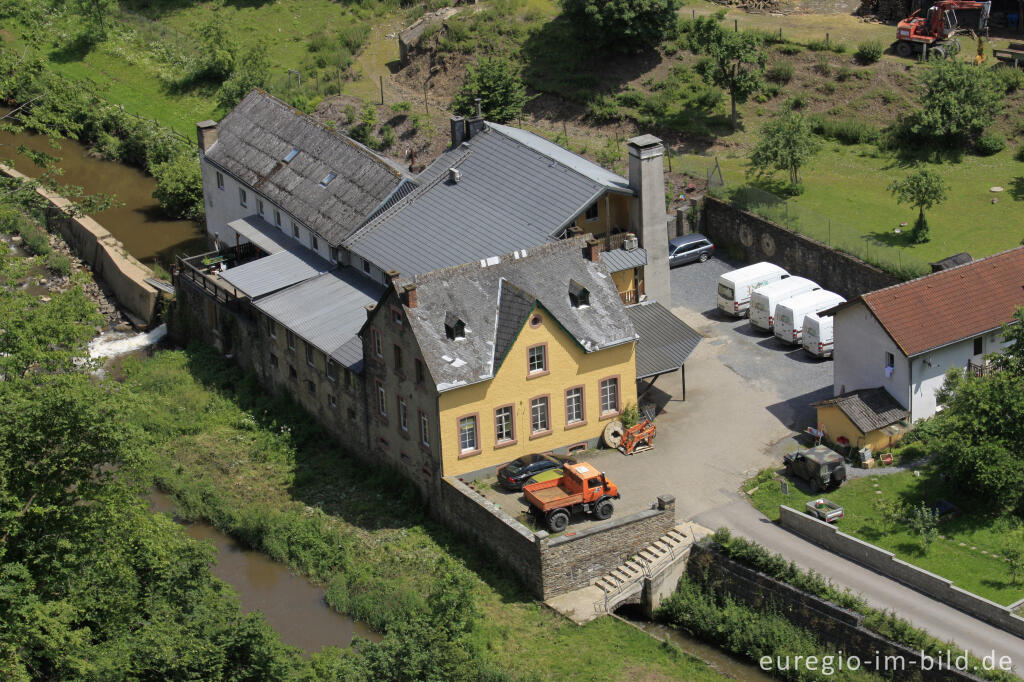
[449,167,462,184]
[283,148,299,163]
[569,280,590,308]
[444,311,466,340]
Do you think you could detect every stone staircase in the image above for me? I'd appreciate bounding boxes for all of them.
[591,524,697,615]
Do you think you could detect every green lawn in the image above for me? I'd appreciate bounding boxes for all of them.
[749,470,1024,605]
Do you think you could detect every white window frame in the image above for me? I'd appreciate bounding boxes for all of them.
[528,345,546,374]
[599,378,619,415]
[566,387,584,424]
[459,416,478,453]
[399,397,408,432]
[495,405,514,443]
[531,397,549,434]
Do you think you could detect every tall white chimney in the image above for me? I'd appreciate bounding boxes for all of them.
[628,134,669,304]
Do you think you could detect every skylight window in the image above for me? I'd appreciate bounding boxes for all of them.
[319,171,337,188]
[283,148,299,163]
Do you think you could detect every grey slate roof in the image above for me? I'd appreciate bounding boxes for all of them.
[626,301,703,379]
[253,267,385,372]
[206,90,407,245]
[600,247,648,273]
[400,237,637,392]
[343,123,634,278]
[219,249,332,299]
[813,388,909,434]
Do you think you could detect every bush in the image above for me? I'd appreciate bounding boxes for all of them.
[808,115,878,144]
[46,252,71,276]
[766,60,794,84]
[586,94,621,122]
[974,132,1006,156]
[836,65,854,81]
[20,224,51,256]
[783,93,807,110]
[152,152,205,221]
[451,56,527,123]
[807,38,844,53]
[892,441,927,465]
[560,0,682,51]
[776,42,803,55]
[616,88,645,108]
[379,125,397,150]
[813,56,831,77]
[994,65,1024,94]
[855,40,884,64]
[911,213,930,243]
[390,101,412,113]
[1016,145,1024,162]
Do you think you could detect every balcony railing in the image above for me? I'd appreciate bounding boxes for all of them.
[967,359,992,378]
[176,252,241,303]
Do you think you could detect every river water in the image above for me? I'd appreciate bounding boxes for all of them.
[0,114,207,269]
[148,491,378,655]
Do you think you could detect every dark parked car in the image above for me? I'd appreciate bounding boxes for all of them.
[668,233,714,267]
[497,453,578,491]
[784,445,848,492]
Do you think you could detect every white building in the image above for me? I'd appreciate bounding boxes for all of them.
[829,247,1024,422]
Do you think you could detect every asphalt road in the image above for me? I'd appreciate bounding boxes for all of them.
[696,499,1024,668]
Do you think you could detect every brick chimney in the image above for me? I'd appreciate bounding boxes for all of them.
[404,283,418,309]
[450,115,465,148]
[386,270,401,284]
[196,120,218,156]
[584,237,601,263]
[628,134,669,303]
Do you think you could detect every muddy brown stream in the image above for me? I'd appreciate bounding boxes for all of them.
[0,113,207,269]
[148,491,378,654]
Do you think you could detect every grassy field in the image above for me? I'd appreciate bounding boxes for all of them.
[748,469,1024,605]
[120,346,725,681]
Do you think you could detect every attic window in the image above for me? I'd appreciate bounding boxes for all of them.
[319,171,337,188]
[444,311,466,340]
[283,148,299,163]
[568,280,590,308]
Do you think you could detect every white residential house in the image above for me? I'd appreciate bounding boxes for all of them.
[828,247,1024,422]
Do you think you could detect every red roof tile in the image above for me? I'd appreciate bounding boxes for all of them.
[855,247,1024,357]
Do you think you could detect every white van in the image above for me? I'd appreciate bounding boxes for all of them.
[774,290,846,345]
[717,262,789,317]
[802,313,835,358]
[749,277,821,332]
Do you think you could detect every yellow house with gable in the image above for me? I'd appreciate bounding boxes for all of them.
[362,237,639,479]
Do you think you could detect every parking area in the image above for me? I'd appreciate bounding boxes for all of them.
[473,254,838,529]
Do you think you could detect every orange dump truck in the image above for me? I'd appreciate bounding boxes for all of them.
[523,461,620,533]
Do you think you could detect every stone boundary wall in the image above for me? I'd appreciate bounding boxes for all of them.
[436,478,677,599]
[704,197,900,300]
[2,164,159,324]
[780,505,1024,639]
[691,544,986,682]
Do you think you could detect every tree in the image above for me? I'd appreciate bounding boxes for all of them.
[990,307,1024,375]
[65,0,117,42]
[887,167,948,244]
[747,111,819,187]
[689,17,765,130]
[912,58,1003,142]
[152,151,204,221]
[217,43,270,109]
[908,501,940,554]
[560,0,681,52]
[872,496,907,534]
[452,57,528,124]
[1003,537,1024,585]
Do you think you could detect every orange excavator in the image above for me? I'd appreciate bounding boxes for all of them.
[895,0,991,59]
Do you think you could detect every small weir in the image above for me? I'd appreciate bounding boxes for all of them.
[148,491,379,655]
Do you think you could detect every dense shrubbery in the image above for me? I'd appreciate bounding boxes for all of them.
[766,60,794,84]
[807,115,878,145]
[452,56,528,124]
[854,40,883,64]
[974,132,1006,156]
[560,0,681,51]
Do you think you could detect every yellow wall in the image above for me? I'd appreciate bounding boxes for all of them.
[575,193,632,238]
[437,307,637,476]
[816,406,901,453]
[611,269,635,297]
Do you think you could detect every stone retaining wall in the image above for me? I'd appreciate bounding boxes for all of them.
[691,544,986,682]
[704,197,900,300]
[3,164,160,323]
[780,505,1024,639]
[435,478,677,599]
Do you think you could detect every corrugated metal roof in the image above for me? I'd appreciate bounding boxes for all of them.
[600,247,648,273]
[253,267,385,370]
[813,387,908,434]
[626,301,703,379]
[402,237,636,392]
[219,249,332,299]
[834,246,1024,356]
[227,215,293,255]
[207,91,407,245]
[343,124,620,277]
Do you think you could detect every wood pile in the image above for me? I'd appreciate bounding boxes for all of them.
[856,0,911,21]
[710,0,782,11]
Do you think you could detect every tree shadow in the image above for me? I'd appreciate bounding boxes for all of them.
[49,33,99,64]
[1010,176,1024,201]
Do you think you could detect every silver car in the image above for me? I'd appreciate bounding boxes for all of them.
[668,233,714,267]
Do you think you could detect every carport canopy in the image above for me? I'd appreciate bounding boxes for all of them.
[626,300,702,385]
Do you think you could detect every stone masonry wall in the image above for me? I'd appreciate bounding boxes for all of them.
[540,496,676,599]
[780,505,1024,640]
[704,197,900,300]
[691,545,985,682]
